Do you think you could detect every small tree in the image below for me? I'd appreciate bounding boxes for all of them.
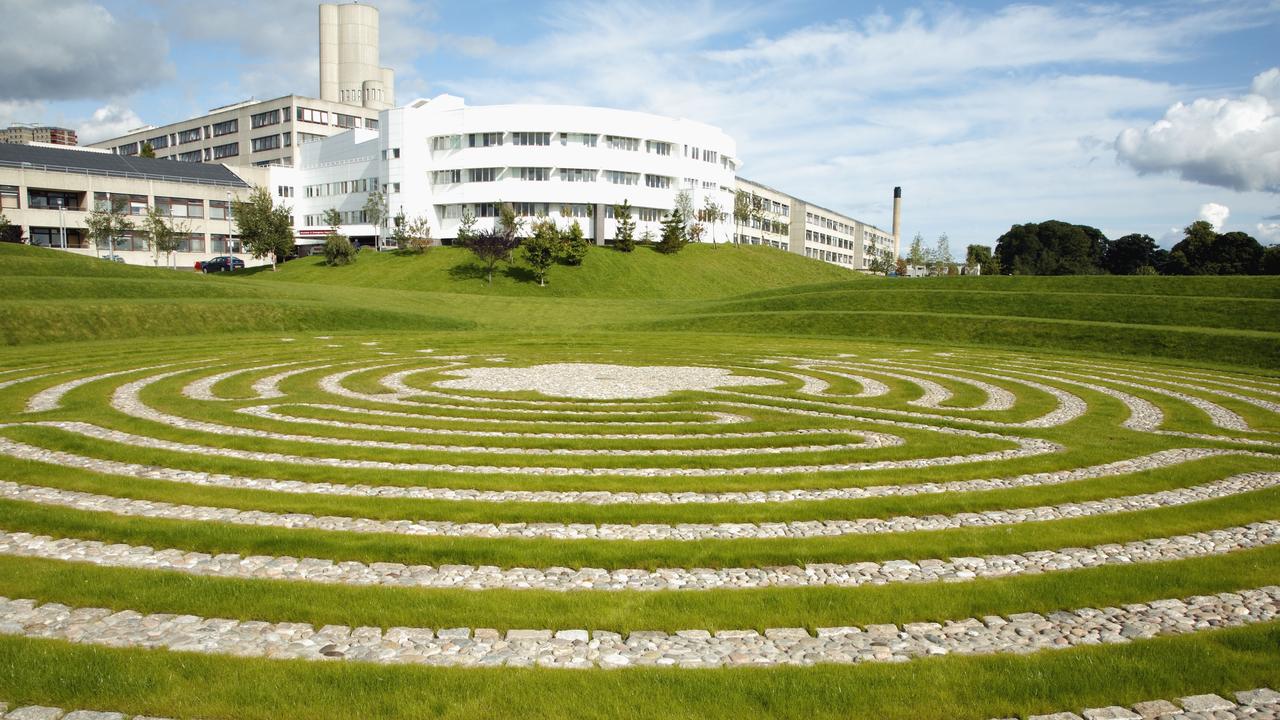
[0,211,15,244]
[702,196,724,247]
[674,190,694,233]
[393,214,433,254]
[688,222,705,245]
[85,195,133,259]
[613,200,636,252]
[640,228,656,246]
[233,186,295,270]
[966,244,1000,275]
[467,228,521,284]
[750,195,769,241]
[497,202,524,240]
[456,205,477,247]
[523,219,560,286]
[139,142,155,158]
[895,256,909,277]
[559,220,589,265]
[933,233,953,274]
[733,189,753,246]
[867,248,894,276]
[656,207,687,254]
[907,233,927,267]
[142,206,182,268]
[322,207,355,265]
[363,189,389,249]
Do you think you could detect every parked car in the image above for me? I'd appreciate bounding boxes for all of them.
[197,256,245,273]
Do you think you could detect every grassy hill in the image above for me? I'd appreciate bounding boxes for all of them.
[2,242,1277,369]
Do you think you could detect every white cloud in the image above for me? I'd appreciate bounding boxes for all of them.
[1258,222,1280,243]
[76,104,147,145]
[1115,67,1280,193]
[1199,202,1231,230]
[0,1,171,100]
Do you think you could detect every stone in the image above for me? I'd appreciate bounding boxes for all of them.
[1178,694,1236,712]
[1082,708,1141,720]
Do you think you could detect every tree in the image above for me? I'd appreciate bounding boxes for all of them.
[559,220,589,265]
[324,207,342,233]
[907,233,926,267]
[656,207,687,254]
[733,189,753,246]
[613,200,636,252]
[523,219,560,286]
[0,211,19,244]
[363,190,389,250]
[1168,222,1265,275]
[965,244,1000,275]
[139,142,155,159]
[674,190,694,234]
[750,194,770,241]
[85,195,133,259]
[232,186,295,270]
[497,202,524,240]
[640,228,656,245]
[688,222,705,245]
[456,205,477,247]
[931,233,953,275]
[1263,245,1280,275]
[323,233,357,266]
[141,206,184,269]
[1101,234,1158,275]
[895,256,908,277]
[701,196,724,247]
[392,214,433,254]
[467,228,521,284]
[994,220,1107,275]
[867,248,894,276]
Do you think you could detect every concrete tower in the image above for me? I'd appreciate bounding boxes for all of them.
[319,3,396,110]
[892,186,902,258]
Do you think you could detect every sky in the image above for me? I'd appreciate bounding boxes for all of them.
[2,0,1278,250]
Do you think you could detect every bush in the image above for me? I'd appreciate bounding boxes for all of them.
[559,221,590,265]
[323,233,357,266]
[656,207,687,254]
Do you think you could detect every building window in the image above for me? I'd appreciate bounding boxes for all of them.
[561,204,591,218]
[467,132,503,148]
[434,169,461,184]
[0,185,18,210]
[638,208,662,222]
[212,119,238,137]
[251,135,281,152]
[644,174,671,189]
[174,233,205,253]
[26,189,80,210]
[147,135,170,150]
[212,142,239,159]
[282,132,292,147]
[251,110,281,128]
[512,132,551,146]
[116,142,139,156]
[467,167,499,183]
[605,170,638,186]
[515,167,550,181]
[560,132,597,147]
[177,128,202,144]
[175,150,202,163]
[210,234,242,253]
[432,135,461,151]
[296,107,328,124]
[335,113,359,129]
[645,140,671,156]
[474,203,498,218]
[559,168,596,183]
[605,135,639,151]
[298,132,324,144]
[365,118,378,130]
[511,202,549,217]
[208,199,229,220]
[154,196,204,218]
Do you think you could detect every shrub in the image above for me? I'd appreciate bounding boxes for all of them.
[656,207,687,254]
[323,233,357,266]
[523,219,560,286]
[559,220,589,265]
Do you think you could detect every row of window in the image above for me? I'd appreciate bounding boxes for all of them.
[92,192,232,219]
[804,246,853,265]
[118,107,377,156]
[302,210,368,227]
[432,203,668,222]
[27,227,242,253]
[303,177,379,198]
[428,132,728,164]
[807,229,853,251]
[806,211,854,236]
[429,167,682,188]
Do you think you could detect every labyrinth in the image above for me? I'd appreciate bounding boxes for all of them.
[0,331,1278,719]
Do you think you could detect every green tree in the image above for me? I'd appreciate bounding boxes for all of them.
[674,190,694,234]
[733,189,753,246]
[392,214,433,254]
[965,244,1000,275]
[141,206,184,269]
[456,205,477,247]
[363,189,389,250]
[907,233,926,267]
[1101,234,1158,275]
[232,186,295,271]
[321,208,354,266]
[657,207,687,254]
[523,219,560,286]
[85,195,133,259]
[640,228,656,245]
[559,220,589,265]
[701,196,724,247]
[932,233,953,275]
[324,208,342,233]
[867,248,894,276]
[467,228,521,284]
[613,200,636,252]
[139,142,155,158]
[994,220,1107,275]
[895,256,908,277]
[497,202,524,240]
[1168,222,1264,275]
[1261,244,1280,275]
[0,210,17,244]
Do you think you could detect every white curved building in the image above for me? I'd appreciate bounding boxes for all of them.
[293,95,739,246]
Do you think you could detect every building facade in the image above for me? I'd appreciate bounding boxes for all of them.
[2,124,78,146]
[0,143,275,268]
[290,94,739,248]
[735,177,895,272]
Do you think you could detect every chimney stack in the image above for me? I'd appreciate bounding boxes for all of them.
[892,186,902,258]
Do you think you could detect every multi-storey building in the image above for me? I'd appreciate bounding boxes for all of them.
[1,124,78,146]
[0,142,276,267]
[290,94,739,250]
[735,177,895,272]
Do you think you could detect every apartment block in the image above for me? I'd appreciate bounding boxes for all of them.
[1,124,78,146]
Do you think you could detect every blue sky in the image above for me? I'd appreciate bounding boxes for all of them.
[3,0,1279,250]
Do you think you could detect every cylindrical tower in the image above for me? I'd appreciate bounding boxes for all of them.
[892,186,902,258]
[337,3,381,106]
[318,4,340,102]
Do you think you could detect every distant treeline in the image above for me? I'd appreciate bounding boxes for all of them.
[993,220,1280,276]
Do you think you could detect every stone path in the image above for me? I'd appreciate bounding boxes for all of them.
[991,686,1279,719]
[3,472,1274,542]
[0,586,1275,668]
[2,521,1273,592]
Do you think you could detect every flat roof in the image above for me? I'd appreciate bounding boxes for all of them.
[0,142,249,188]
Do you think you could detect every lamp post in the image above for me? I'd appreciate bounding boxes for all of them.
[225,190,234,269]
[56,197,66,249]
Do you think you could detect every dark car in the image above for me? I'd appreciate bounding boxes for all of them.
[197,256,245,273]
